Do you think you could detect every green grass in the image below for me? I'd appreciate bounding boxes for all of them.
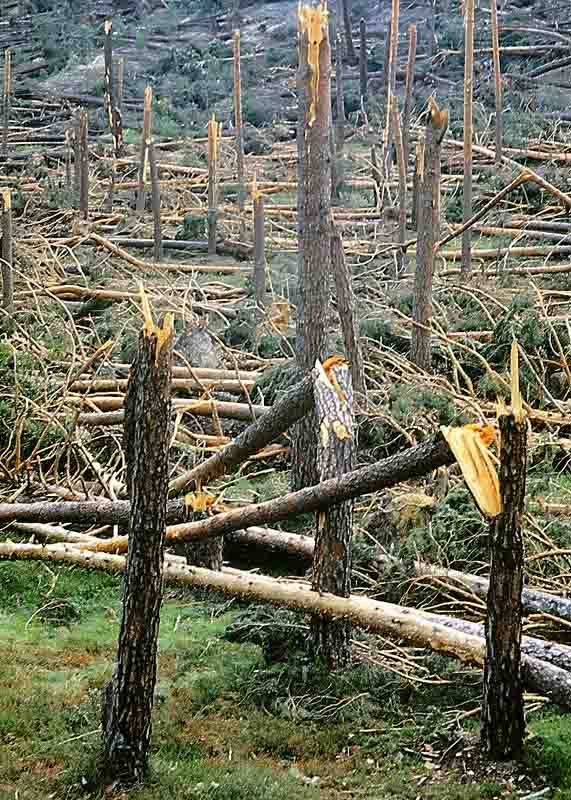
[0,559,569,799]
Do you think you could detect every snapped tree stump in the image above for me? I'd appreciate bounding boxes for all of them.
[100,295,173,786]
[311,357,355,667]
[481,344,528,759]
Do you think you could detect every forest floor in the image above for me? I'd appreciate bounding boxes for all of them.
[2,567,571,800]
[4,0,571,797]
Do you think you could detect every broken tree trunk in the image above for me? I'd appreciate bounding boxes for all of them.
[359,18,368,104]
[411,98,448,371]
[2,48,11,157]
[4,543,571,709]
[207,116,220,256]
[233,31,246,240]
[292,5,332,491]
[340,0,357,65]
[253,181,266,308]
[490,0,502,164]
[100,300,173,785]
[482,353,528,759]
[136,87,152,214]
[0,432,457,539]
[103,19,123,159]
[331,225,366,404]
[79,109,89,220]
[311,358,355,667]
[334,33,346,197]
[402,23,417,167]
[1,189,13,334]
[383,0,400,177]
[462,0,475,276]
[147,139,163,262]
[391,97,407,275]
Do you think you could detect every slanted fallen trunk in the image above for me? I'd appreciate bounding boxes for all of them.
[0,433,456,532]
[2,541,571,708]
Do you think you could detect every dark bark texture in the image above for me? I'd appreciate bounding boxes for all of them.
[1,191,13,332]
[341,0,357,65]
[359,18,368,102]
[100,321,172,786]
[103,20,123,158]
[331,227,366,404]
[0,433,455,534]
[411,100,448,371]
[292,12,332,491]
[481,410,528,759]
[311,360,355,667]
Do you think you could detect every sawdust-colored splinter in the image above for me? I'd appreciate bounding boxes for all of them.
[298,1,328,126]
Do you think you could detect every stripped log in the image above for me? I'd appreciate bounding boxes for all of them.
[2,542,571,708]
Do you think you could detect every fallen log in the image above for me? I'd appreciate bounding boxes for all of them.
[229,526,571,626]
[70,397,265,420]
[0,432,456,530]
[1,541,570,708]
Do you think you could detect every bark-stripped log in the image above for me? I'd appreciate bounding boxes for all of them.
[100,303,173,785]
[3,542,571,708]
[311,358,354,666]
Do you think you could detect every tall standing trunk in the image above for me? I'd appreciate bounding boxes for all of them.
[2,48,11,157]
[136,87,153,214]
[331,226,366,406]
[340,0,357,65]
[100,298,173,786]
[233,31,246,240]
[79,109,89,220]
[334,33,346,197]
[402,23,417,166]
[481,344,527,759]
[311,357,354,668]
[359,18,368,104]
[1,189,13,334]
[292,5,332,491]
[383,0,400,178]
[462,0,475,276]
[490,0,503,165]
[207,116,220,256]
[411,99,448,371]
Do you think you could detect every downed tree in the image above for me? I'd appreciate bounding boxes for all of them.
[0,432,456,530]
[2,541,571,708]
[230,526,571,626]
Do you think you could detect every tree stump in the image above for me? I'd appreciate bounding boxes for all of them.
[100,298,173,786]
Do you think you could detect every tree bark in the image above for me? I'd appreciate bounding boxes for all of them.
[391,98,407,275]
[334,33,346,199]
[169,372,314,495]
[481,406,528,759]
[340,0,357,65]
[103,19,123,158]
[490,0,503,164]
[292,6,332,491]
[234,31,246,240]
[402,24,417,166]
[79,108,89,220]
[253,189,266,308]
[359,18,368,103]
[311,359,354,667]
[136,87,152,214]
[411,99,448,371]
[207,117,219,256]
[100,308,173,785]
[1,189,13,334]
[2,48,11,157]
[147,139,163,262]
[462,0,475,276]
[331,226,366,404]
[6,542,571,709]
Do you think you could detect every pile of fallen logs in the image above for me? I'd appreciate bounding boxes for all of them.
[3,344,571,711]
